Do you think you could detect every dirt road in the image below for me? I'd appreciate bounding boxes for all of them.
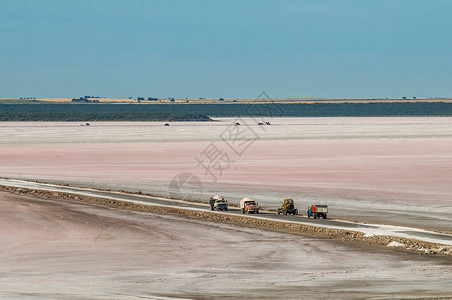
[2,178,452,249]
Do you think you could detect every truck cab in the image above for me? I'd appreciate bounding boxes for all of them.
[214,198,228,211]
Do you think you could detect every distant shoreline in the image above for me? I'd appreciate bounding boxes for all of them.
[2,97,452,105]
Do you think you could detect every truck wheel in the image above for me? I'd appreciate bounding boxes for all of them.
[294,209,298,215]
[323,214,327,219]
[242,209,245,214]
[283,209,287,215]
[256,210,259,214]
[277,211,280,215]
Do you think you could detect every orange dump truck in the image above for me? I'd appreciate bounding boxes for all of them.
[240,198,259,214]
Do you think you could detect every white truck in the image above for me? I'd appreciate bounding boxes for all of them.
[210,195,228,211]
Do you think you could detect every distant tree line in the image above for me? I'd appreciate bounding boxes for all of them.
[72,96,100,103]
[129,97,160,101]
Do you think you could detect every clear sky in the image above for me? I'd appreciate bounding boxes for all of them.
[1,0,451,99]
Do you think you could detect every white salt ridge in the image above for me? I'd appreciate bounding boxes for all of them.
[388,241,406,247]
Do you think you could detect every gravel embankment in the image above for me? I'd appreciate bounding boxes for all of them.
[1,185,451,257]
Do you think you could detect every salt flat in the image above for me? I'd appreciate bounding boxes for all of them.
[1,192,451,299]
[1,117,451,232]
[1,117,452,144]
[1,118,452,298]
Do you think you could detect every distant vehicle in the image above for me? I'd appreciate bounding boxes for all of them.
[307,205,328,219]
[265,121,271,125]
[277,198,298,215]
[210,195,228,211]
[164,123,170,126]
[240,198,259,214]
[258,122,264,125]
[235,122,240,126]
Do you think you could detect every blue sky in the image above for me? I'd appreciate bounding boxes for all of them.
[1,0,451,99]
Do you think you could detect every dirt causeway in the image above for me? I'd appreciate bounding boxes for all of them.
[2,185,451,257]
